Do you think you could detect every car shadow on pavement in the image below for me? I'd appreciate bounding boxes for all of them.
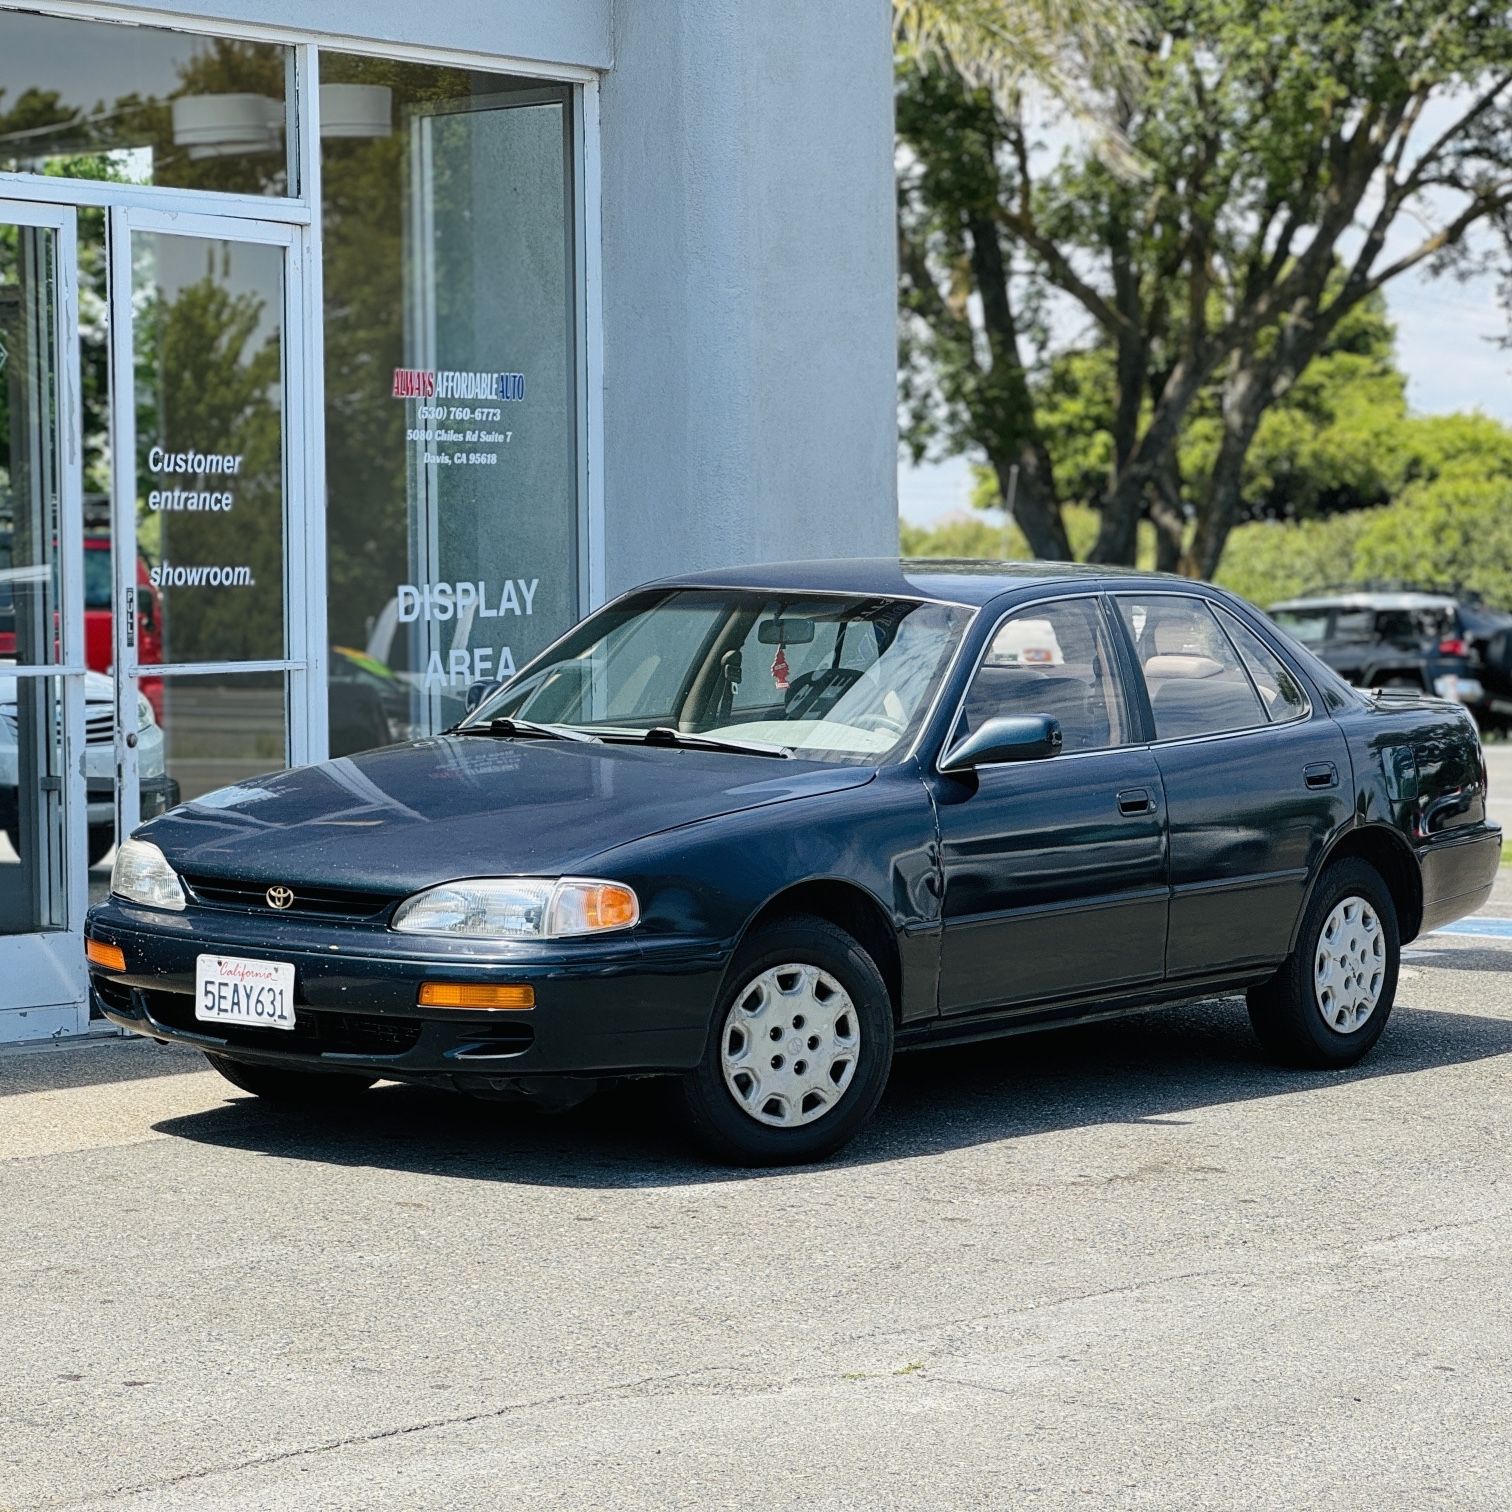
[149,995,1512,1187]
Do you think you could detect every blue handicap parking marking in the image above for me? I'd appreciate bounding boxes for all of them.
[1430,917,1512,942]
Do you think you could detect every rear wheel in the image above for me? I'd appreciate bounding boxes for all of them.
[205,1053,378,1103]
[681,916,894,1165]
[1247,858,1400,1068]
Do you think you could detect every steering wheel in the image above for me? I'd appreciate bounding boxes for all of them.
[848,710,907,738]
[784,666,864,719]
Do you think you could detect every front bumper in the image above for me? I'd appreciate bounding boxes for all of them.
[85,898,729,1086]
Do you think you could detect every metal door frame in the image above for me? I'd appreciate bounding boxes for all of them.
[0,197,88,1041]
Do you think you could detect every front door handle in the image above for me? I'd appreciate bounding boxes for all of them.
[1117,787,1155,816]
[1304,762,1339,790]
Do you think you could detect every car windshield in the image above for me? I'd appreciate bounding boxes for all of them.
[1270,608,1332,646]
[469,589,973,764]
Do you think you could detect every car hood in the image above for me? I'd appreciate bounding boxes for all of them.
[141,735,876,892]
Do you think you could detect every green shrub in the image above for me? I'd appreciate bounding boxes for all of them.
[1218,480,1512,609]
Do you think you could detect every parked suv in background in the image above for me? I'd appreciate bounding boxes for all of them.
[1270,589,1512,733]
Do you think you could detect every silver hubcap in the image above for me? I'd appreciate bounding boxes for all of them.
[720,963,859,1127]
[1314,895,1386,1034]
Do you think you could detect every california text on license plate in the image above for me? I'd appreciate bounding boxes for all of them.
[195,954,296,1031]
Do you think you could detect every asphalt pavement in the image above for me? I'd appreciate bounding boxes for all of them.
[2,877,1510,1511]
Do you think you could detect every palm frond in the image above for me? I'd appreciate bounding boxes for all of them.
[893,0,1144,172]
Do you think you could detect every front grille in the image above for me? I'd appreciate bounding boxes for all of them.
[85,708,113,745]
[182,875,396,922]
[141,988,423,1056]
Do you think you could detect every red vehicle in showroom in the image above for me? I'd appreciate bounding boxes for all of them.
[0,531,164,718]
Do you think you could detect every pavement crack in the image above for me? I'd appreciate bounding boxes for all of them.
[36,1367,727,1510]
[833,1205,1512,1351]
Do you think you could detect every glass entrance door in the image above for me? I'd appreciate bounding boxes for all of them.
[0,200,88,1042]
[108,207,304,852]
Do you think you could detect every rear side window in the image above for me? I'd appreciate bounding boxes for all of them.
[1215,608,1309,722]
[1117,595,1266,740]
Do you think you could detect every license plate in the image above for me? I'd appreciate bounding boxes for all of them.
[195,953,296,1032]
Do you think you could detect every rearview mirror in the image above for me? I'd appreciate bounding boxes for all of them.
[940,714,1062,772]
[757,617,816,645]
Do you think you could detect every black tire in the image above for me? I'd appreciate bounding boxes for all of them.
[205,1053,378,1103]
[87,826,115,868]
[1247,858,1400,1068]
[680,915,894,1165]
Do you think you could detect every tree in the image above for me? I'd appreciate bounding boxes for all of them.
[898,0,1512,577]
[1032,286,1408,525]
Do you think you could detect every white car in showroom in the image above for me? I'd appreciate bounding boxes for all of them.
[0,664,177,866]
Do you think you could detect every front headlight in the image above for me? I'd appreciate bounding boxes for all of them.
[111,838,186,911]
[391,877,639,939]
[137,693,156,730]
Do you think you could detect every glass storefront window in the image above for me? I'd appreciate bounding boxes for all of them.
[0,673,66,931]
[0,11,293,196]
[156,670,285,807]
[320,57,579,751]
[0,217,63,668]
[130,230,286,667]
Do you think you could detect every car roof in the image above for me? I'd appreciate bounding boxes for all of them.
[647,557,1184,608]
[1271,591,1459,612]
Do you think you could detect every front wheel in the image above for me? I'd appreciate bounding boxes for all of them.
[681,916,894,1165]
[1247,858,1400,1068]
[205,1053,378,1103]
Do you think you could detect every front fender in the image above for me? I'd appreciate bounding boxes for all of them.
[584,763,941,1022]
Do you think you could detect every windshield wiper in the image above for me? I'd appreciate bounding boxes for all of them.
[609,726,794,759]
[451,716,599,743]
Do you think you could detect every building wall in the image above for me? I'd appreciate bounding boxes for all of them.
[597,0,899,593]
[92,0,612,68]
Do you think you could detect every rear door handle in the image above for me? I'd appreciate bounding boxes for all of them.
[1117,788,1155,816]
[1304,762,1339,790]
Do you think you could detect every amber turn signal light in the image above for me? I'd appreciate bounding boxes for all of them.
[417,982,535,1010]
[86,938,126,973]
[574,882,638,932]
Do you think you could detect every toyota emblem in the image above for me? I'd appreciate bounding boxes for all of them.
[266,885,295,910]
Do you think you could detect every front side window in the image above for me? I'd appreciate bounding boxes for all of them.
[1117,595,1266,740]
[959,598,1127,752]
[475,590,972,765]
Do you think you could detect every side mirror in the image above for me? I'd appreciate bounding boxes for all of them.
[940,714,1062,772]
[464,678,504,714]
